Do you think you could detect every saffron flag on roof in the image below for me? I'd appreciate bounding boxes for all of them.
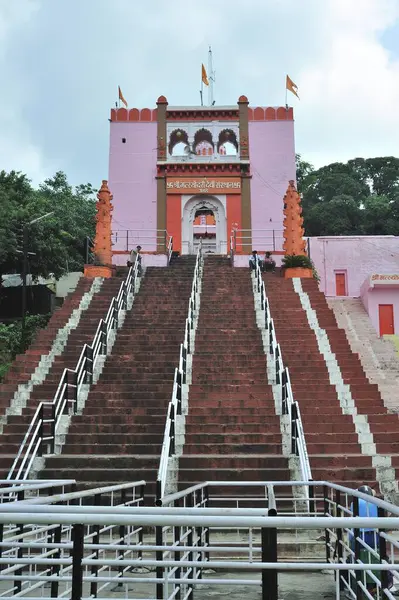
[118,86,128,108]
[286,75,299,99]
[202,64,209,86]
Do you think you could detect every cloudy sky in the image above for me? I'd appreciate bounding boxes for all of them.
[1,0,399,188]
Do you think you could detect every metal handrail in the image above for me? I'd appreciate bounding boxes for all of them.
[254,262,312,483]
[167,235,173,264]
[156,240,203,502]
[231,228,285,254]
[7,261,140,481]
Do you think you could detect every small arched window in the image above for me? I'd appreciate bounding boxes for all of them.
[217,129,238,156]
[169,129,189,155]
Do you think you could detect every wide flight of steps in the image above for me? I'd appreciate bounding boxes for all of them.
[179,256,290,507]
[303,279,399,495]
[328,297,399,412]
[0,277,122,478]
[264,273,378,491]
[41,258,196,504]
[0,277,91,417]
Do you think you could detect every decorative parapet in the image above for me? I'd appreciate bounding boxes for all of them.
[283,180,306,256]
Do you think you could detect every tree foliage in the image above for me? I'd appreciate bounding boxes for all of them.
[0,170,96,284]
[296,155,399,236]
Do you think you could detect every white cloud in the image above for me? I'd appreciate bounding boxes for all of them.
[0,0,52,184]
[0,0,398,185]
[297,0,399,168]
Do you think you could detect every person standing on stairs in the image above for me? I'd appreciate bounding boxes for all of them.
[128,245,143,276]
[249,250,263,271]
[263,252,276,272]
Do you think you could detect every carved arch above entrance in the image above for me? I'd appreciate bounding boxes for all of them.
[181,195,227,255]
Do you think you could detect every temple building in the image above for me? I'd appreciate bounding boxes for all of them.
[106,95,399,337]
[108,96,295,260]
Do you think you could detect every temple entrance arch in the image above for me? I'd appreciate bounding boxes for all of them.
[181,195,227,255]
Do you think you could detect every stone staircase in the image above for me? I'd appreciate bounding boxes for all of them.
[302,279,399,498]
[0,277,91,415]
[0,277,123,478]
[263,273,378,491]
[40,258,196,504]
[179,256,290,507]
[327,297,399,412]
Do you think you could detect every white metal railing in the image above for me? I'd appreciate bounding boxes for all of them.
[1,480,399,600]
[167,235,173,264]
[230,228,284,258]
[0,480,76,503]
[156,241,203,502]
[253,262,312,484]
[7,261,140,482]
[112,229,172,252]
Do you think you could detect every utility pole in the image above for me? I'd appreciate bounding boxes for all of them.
[20,211,54,346]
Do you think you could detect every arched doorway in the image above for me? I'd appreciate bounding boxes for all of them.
[182,195,227,255]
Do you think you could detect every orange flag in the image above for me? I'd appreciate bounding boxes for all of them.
[286,75,299,99]
[118,86,128,108]
[201,64,209,86]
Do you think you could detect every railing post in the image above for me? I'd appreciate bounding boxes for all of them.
[50,403,56,454]
[156,525,163,599]
[269,323,273,355]
[182,345,187,385]
[176,370,182,415]
[51,525,62,598]
[38,403,44,457]
[113,297,119,329]
[186,320,190,355]
[335,489,344,592]
[378,506,388,592]
[101,321,107,355]
[170,404,175,456]
[323,485,331,564]
[14,492,24,593]
[90,494,101,598]
[174,498,182,600]
[353,496,361,597]
[273,229,276,251]
[71,523,85,600]
[291,402,298,455]
[187,494,195,597]
[86,346,94,384]
[261,517,278,600]
[68,370,78,414]
[123,282,128,310]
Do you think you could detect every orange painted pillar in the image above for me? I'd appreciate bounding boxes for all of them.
[84,180,114,278]
[283,180,306,256]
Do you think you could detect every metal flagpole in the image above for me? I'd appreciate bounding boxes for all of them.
[285,76,288,109]
[208,46,215,106]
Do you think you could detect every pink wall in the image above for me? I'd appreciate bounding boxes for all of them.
[361,285,399,336]
[248,121,296,250]
[309,236,399,297]
[108,122,157,256]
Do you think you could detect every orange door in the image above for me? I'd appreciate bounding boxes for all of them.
[335,273,347,296]
[379,304,394,336]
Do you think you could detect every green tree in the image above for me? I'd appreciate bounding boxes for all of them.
[295,154,314,193]
[305,195,362,236]
[0,170,96,285]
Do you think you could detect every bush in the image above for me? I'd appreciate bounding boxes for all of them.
[0,314,50,382]
[282,254,313,269]
[282,254,320,283]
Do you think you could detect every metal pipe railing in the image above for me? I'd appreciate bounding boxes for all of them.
[156,240,203,502]
[253,262,312,485]
[7,261,140,482]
